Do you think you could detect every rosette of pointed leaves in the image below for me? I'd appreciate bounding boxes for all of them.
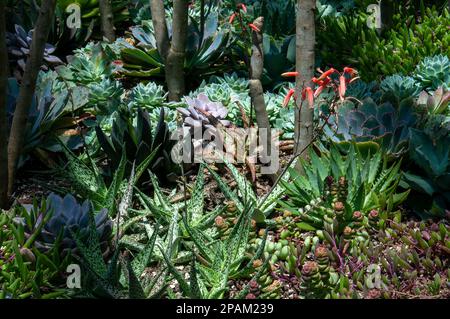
[324,97,417,157]
[6,76,83,168]
[96,107,177,184]
[19,193,112,256]
[416,87,450,117]
[120,12,229,80]
[66,44,115,85]
[6,24,63,71]
[88,78,124,114]
[129,82,168,110]
[414,55,450,92]
[380,74,422,101]
[177,94,231,130]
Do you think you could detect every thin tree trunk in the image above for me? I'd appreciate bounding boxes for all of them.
[165,0,188,101]
[150,0,170,61]
[0,1,9,208]
[294,0,315,169]
[7,0,57,196]
[380,0,394,32]
[99,0,116,42]
[248,17,277,181]
[151,0,188,101]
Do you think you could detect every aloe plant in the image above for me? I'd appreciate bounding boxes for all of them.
[95,107,177,185]
[280,144,409,231]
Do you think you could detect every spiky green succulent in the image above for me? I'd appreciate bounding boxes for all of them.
[96,107,177,184]
[280,144,409,231]
[66,44,115,85]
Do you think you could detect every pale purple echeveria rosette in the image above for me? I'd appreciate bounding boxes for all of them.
[177,94,231,131]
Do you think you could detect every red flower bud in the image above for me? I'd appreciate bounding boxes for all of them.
[249,23,261,32]
[339,75,346,101]
[283,88,296,107]
[302,87,314,108]
[281,71,299,78]
[229,13,236,24]
[318,68,336,80]
[237,3,247,13]
[343,67,357,77]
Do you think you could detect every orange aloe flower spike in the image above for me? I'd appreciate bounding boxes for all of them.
[229,13,236,24]
[281,71,299,78]
[283,89,296,107]
[248,23,261,32]
[237,3,247,13]
[318,68,336,81]
[339,75,347,101]
[314,86,324,98]
[343,67,357,77]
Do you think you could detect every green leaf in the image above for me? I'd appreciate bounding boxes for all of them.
[296,222,317,231]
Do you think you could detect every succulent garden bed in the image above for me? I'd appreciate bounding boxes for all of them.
[0,0,449,301]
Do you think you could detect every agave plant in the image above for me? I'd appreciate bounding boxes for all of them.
[6,75,83,168]
[6,24,63,72]
[261,34,295,89]
[18,193,113,256]
[120,12,229,81]
[414,54,450,92]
